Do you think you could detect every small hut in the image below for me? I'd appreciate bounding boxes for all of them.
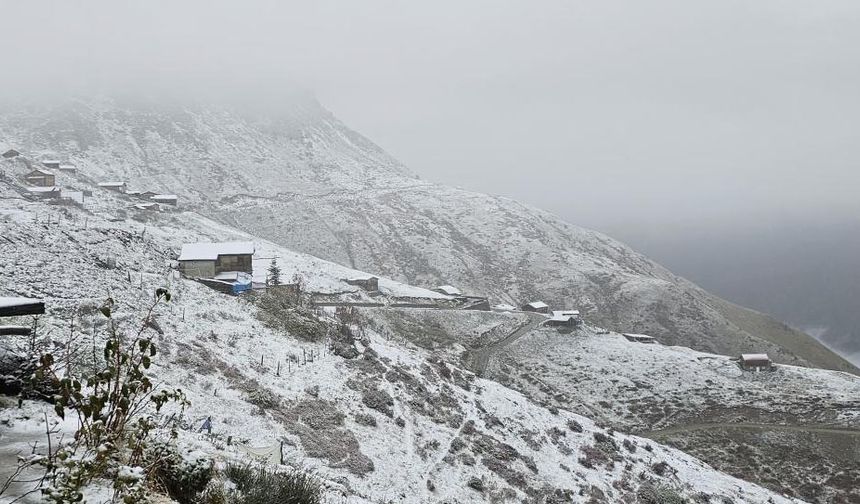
[345,276,379,291]
[623,333,658,344]
[26,186,61,199]
[2,149,20,159]
[545,310,582,327]
[150,194,178,206]
[740,353,773,372]
[522,301,549,314]
[98,181,127,193]
[58,163,77,173]
[24,169,56,187]
[178,241,255,278]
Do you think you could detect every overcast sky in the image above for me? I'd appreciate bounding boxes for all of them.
[3,0,859,234]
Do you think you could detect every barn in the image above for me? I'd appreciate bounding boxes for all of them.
[24,169,56,187]
[178,242,255,278]
[522,301,550,314]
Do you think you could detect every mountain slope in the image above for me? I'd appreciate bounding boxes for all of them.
[0,95,855,375]
[0,174,802,503]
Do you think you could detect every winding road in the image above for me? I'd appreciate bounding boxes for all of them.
[471,314,545,377]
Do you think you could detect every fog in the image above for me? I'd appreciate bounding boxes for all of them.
[3,1,859,356]
[4,0,858,228]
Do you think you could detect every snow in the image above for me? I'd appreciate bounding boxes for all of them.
[0,100,835,503]
[623,333,655,339]
[26,168,54,176]
[178,241,255,261]
[97,181,126,187]
[549,310,581,321]
[0,297,43,308]
[435,285,462,296]
[526,301,548,309]
[150,194,178,201]
[25,186,58,193]
[742,353,770,361]
[213,271,252,284]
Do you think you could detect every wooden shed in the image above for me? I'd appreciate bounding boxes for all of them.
[178,241,255,278]
[522,301,550,314]
[24,169,56,187]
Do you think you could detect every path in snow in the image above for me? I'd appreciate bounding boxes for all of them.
[471,314,545,377]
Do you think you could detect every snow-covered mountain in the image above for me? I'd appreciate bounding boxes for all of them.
[0,95,853,376]
[0,171,816,503]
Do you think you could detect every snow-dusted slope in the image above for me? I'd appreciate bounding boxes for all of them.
[0,170,802,503]
[0,96,852,375]
[361,304,859,503]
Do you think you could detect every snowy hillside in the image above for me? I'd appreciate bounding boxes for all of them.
[0,95,853,376]
[357,304,860,503]
[0,163,805,503]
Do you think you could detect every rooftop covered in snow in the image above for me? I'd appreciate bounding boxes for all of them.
[434,285,462,296]
[178,241,256,261]
[0,297,45,317]
[741,353,771,362]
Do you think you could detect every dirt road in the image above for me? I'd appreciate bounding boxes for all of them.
[471,314,545,377]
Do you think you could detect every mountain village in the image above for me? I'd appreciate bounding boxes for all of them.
[0,103,857,504]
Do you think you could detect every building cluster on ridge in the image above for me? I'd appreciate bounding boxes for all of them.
[2,147,178,211]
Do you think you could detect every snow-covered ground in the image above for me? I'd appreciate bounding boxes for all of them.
[0,170,807,502]
[493,326,860,432]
